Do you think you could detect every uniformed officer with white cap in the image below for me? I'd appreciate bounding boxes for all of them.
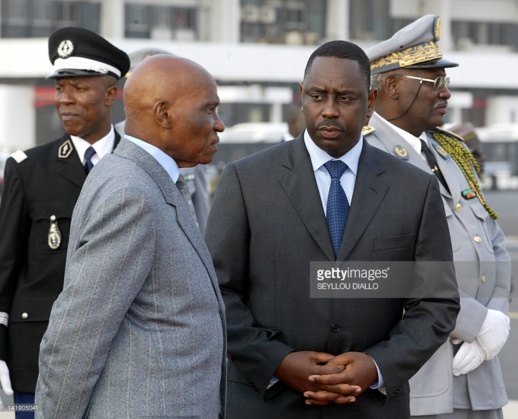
[0,26,129,418]
[364,15,511,419]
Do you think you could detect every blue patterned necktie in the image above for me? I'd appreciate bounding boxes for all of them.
[324,160,349,257]
[84,146,96,174]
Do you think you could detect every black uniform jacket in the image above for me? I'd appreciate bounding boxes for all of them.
[0,131,120,392]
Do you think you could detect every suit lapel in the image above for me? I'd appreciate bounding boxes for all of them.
[56,129,123,188]
[55,135,86,188]
[278,137,335,261]
[116,139,220,291]
[370,113,453,199]
[338,141,390,260]
[428,135,462,203]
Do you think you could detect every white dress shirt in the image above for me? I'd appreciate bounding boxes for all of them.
[303,130,362,214]
[71,125,116,167]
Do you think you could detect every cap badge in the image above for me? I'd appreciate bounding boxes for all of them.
[394,145,409,160]
[435,18,442,40]
[57,40,74,58]
[58,140,73,159]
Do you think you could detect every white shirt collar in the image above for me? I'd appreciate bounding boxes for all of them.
[70,126,115,165]
[124,135,180,183]
[303,129,363,175]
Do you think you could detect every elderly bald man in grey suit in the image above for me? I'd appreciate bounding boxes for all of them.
[35,54,227,418]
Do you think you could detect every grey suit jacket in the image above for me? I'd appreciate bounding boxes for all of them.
[367,112,510,414]
[205,135,459,418]
[35,138,227,419]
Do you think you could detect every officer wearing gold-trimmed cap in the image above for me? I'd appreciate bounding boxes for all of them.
[364,15,510,419]
[0,27,129,417]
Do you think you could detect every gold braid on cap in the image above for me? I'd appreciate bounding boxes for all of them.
[432,131,498,219]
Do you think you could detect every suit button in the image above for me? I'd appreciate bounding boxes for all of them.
[473,235,482,243]
[330,323,341,333]
[481,275,486,283]
[21,312,28,319]
[455,203,462,211]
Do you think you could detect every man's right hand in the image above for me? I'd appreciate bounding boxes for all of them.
[274,351,360,403]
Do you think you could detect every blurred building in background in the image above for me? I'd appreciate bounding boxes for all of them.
[1,0,518,156]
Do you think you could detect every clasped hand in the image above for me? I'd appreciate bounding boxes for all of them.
[452,309,510,376]
[275,351,377,406]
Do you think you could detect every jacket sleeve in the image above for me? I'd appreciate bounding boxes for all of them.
[451,216,511,342]
[35,182,156,418]
[205,163,294,397]
[0,158,29,360]
[365,176,460,397]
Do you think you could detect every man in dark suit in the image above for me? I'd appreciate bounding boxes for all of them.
[0,27,129,416]
[205,40,460,418]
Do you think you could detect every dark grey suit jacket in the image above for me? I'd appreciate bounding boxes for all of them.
[205,135,459,418]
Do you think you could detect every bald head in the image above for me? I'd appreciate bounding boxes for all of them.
[124,55,210,135]
[123,54,224,166]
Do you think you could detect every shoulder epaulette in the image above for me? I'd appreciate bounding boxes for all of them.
[362,125,376,135]
[10,150,27,163]
[434,127,465,143]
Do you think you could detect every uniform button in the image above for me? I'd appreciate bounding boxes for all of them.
[21,312,28,319]
[473,235,482,243]
[330,323,341,333]
[455,203,462,211]
[481,275,486,283]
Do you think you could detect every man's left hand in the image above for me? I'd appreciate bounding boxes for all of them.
[303,352,377,405]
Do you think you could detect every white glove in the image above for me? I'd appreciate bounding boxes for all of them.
[452,339,485,376]
[0,361,12,395]
[0,360,13,410]
[477,309,510,360]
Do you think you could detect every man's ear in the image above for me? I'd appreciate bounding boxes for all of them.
[366,88,378,120]
[153,100,172,128]
[384,75,400,99]
[105,85,118,106]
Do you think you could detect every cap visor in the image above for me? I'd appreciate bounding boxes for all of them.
[46,69,109,79]
[405,58,459,69]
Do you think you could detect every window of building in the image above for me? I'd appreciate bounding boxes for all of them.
[349,0,391,41]
[125,4,198,41]
[452,20,518,52]
[0,0,100,38]
[240,0,326,45]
